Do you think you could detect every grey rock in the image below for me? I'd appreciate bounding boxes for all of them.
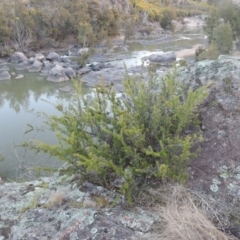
[61,56,70,63]
[46,52,60,62]
[29,60,43,72]
[34,53,45,62]
[91,62,105,71]
[65,67,76,79]
[0,65,9,71]
[41,61,53,75]
[78,66,92,75]
[0,71,11,80]
[82,68,126,92]
[15,61,30,71]
[148,51,176,65]
[47,65,69,82]
[10,52,28,63]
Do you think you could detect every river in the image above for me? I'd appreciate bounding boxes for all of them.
[0,29,205,180]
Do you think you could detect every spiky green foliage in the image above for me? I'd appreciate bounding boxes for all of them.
[34,71,208,204]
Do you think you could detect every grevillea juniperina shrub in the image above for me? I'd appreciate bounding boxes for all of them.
[34,70,208,204]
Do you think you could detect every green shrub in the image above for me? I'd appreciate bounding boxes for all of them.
[195,43,220,61]
[33,70,208,204]
[159,7,176,31]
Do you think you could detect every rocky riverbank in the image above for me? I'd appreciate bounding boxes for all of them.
[2,55,240,239]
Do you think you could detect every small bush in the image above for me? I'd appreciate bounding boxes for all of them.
[34,70,208,204]
[195,43,220,61]
[159,7,176,31]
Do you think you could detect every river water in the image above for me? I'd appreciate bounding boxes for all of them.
[0,29,205,180]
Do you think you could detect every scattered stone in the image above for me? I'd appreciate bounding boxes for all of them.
[0,71,11,80]
[10,52,28,63]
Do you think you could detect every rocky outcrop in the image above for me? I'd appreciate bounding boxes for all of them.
[0,174,157,240]
[0,71,11,80]
[176,55,240,238]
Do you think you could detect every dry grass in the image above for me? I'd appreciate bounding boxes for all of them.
[143,185,238,240]
[46,191,66,209]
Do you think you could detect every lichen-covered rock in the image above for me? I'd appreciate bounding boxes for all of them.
[178,55,240,239]
[0,174,158,240]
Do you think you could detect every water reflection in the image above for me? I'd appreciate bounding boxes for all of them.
[0,71,89,180]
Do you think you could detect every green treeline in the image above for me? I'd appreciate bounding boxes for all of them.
[0,0,214,55]
[0,0,120,52]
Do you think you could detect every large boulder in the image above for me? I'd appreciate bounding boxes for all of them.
[47,65,69,82]
[148,51,176,65]
[29,60,43,72]
[46,52,60,62]
[14,61,30,71]
[10,52,28,63]
[0,71,11,80]
[65,67,76,79]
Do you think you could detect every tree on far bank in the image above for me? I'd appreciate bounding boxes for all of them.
[213,22,233,54]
